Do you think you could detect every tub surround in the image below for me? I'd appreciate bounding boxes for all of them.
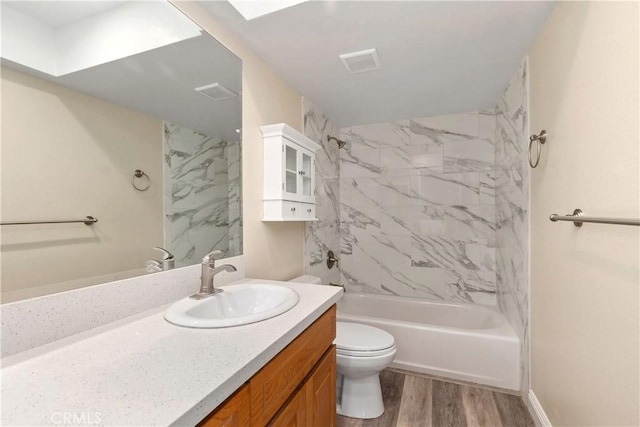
[495,58,530,392]
[338,111,497,304]
[303,99,341,285]
[1,275,342,426]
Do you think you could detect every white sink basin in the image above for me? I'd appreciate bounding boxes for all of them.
[164,283,299,328]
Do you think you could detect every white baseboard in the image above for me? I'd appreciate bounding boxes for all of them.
[527,390,552,427]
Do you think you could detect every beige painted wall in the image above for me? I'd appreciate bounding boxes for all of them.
[529,2,639,426]
[1,67,164,301]
[171,1,305,281]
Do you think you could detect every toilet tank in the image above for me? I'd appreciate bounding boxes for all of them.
[288,275,322,285]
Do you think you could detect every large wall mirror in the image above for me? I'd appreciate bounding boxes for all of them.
[1,1,242,302]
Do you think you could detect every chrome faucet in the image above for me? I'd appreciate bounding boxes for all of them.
[190,250,237,299]
[153,247,175,270]
[145,247,175,273]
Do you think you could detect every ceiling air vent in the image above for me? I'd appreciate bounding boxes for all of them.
[339,48,381,74]
[195,83,238,101]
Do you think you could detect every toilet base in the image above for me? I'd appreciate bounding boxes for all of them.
[337,373,385,419]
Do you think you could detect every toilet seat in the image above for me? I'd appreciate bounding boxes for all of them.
[335,322,395,357]
[337,345,396,358]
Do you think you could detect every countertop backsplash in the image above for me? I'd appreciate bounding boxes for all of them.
[1,255,245,359]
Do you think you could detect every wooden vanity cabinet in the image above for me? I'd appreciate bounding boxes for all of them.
[303,346,336,427]
[269,346,337,427]
[199,306,336,427]
[199,384,251,427]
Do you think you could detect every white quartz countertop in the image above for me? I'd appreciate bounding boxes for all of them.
[1,279,342,426]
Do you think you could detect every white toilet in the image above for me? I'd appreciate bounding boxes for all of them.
[289,275,397,419]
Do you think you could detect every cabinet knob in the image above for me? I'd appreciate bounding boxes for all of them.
[298,171,306,176]
[307,209,312,213]
[291,207,296,212]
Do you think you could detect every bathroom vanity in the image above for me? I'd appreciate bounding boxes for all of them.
[0,273,342,426]
[201,306,336,426]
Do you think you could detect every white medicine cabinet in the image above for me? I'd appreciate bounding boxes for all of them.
[261,123,321,221]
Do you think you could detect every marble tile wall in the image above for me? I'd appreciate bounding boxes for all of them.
[339,111,498,304]
[303,99,341,285]
[163,123,239,266]
[227,139,243,256]
[495,58,530,391]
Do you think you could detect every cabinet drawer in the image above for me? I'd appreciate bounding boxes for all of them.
[250,306,336,426]
[298,203,315,220]
[263,200,317,221]
[282,201,300,218]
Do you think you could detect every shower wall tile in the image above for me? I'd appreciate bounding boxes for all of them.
[443,139,494,173]
[377,175,413,207]
[479,109,498,139]
[303,99,341,285]
[347,120,411,149]
[380,145,443,171]
[479,172,496,205]
[339,148,381,178]
[410,113,478,146]
[339,111,497,304]
[163,123,237,267]
[227,140,242,256]
[495,58,530,392]
[410,173,481,206]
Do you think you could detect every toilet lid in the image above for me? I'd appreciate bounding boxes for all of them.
[335,322,395,352]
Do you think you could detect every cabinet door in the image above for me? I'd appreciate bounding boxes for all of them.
[298,148,314,203]
[282,142,315,204]
[305,346,337,427]
[270,346,336,427]
[199,384,251,427]
[283,143,299,199]
[251,307,336,426]
[268,385,306,427]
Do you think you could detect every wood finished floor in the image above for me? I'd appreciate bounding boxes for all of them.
[337,370,535,427]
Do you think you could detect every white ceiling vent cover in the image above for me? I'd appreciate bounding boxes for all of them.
[339,49,381,74]
[195,83,238,101]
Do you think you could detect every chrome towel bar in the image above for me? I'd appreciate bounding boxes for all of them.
[1,216,98,226]
[550,209,639,227]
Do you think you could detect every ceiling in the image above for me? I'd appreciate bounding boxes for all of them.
[6,1,127,27]
[200,1,555,127]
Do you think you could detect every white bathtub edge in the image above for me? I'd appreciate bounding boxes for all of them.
[527,390,552,427]
[337,293,521,392]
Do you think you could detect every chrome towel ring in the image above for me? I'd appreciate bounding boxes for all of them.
[132,169,151,191]
[529,130,547,168]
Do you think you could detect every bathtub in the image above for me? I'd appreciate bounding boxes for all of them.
[337,293,520,390]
